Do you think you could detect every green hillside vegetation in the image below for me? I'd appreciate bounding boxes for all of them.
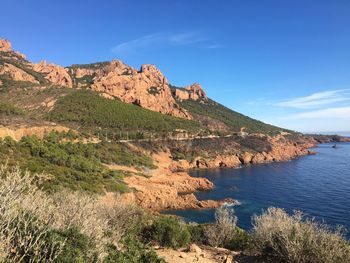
[179,99,289,134]
[48,89,203,138]
[0,131,155,193]
[0,102,25,116]
[69,61,110,70]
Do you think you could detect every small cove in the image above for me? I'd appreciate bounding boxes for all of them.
[165,143,350,238]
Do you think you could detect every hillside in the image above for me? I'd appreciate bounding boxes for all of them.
[48,89,203,139]
[0,38,289,137]
[178,98,289,134]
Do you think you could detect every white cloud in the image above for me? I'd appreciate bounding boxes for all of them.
[285,106,350,120]
[274,89,350,109]
[111,31,221,54]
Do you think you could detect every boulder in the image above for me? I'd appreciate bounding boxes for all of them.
[188,244,202,254]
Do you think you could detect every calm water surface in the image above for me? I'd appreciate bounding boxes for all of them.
[166,143,350,237]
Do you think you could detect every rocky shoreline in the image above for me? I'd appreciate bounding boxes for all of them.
[119,135,318,211]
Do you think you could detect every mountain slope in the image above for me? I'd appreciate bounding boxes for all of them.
[0,38,290,137]
[178,99,289,134]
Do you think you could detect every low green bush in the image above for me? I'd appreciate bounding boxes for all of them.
[49,227,98,263]
[104,236,165,263]
[188,223,208,245]
[142,216,191,249]
[0,102,25,116]
[225,227,253,251]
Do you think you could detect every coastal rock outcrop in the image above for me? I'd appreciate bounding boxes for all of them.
[123,151,233,210]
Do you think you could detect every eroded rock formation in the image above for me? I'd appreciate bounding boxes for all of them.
[33,61,73,88]
[0,39,12,52]
[0,63,39,83]
[71,60,191,119]
[175,83,208,101]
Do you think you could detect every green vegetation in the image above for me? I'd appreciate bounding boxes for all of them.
[0,131,155,193]
[142,216,191,249]
[179,99,288,134]
[147,87,160,95]
[74,74,95,87]
[104,237,165,263]
[0,102,25,116]
[69,61,110,70]
[48,90,203,138]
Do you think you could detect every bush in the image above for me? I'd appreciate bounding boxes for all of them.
[203,206,237,247]
[142,216,191,249]
[225,227,253,251]
[188,223,208,245]
[0,167,65,262]
[0,102,25,116]
[252,207,350,263]
[104,236,165,263]
[0,166,153,262]
[49,227,97,263]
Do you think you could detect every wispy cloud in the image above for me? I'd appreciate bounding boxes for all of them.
[274,89,350,109]
[285,106,350,120]
[111,31,221,54]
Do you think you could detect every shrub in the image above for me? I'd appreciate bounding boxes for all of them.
[225,227,253,251]
[188,222,208,245]
[0,166,153,262]
[204,206,237,247]
[49,227,97,263]
[142,216,191,249]
[252,207,350,263]
[104,237,165,263]
[0,102,25,116]
[0,166,65,262]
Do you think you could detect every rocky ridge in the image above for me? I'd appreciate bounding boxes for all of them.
[33,60,73,88]
[71,60,191,118]
[0,38,195,119]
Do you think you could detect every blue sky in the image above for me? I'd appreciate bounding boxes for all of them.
[1,0,350,133]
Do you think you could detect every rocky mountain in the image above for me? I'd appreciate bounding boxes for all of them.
[0,37,287,136]
[0,38,190,119]
[68,60,191,118]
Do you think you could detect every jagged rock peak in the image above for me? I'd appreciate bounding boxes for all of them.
[186,83,207,100]
[175,83,208,101]
[0,38,12,52]
[33,60,73,88]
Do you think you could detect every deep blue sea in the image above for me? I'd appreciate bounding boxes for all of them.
[166,143,350,238]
